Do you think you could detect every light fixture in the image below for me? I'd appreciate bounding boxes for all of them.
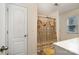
[54,3,59,6]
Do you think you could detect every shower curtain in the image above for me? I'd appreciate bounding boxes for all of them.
[37,16,57,50]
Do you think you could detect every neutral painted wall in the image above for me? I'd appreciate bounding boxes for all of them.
[27,4,37,55]
[49,11,60,41]
[60,8,79,41]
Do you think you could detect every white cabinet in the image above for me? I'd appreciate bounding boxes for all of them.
[54,45,76,55]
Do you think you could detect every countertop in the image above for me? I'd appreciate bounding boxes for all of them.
[54,38,79,54]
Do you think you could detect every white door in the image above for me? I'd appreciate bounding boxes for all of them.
[7,4,28,55]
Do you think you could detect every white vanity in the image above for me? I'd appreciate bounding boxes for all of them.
[54,38,79,55]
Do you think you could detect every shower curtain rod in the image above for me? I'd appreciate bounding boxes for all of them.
[38,16,55,19]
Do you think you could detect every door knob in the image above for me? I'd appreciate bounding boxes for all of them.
[24,35,27,37]
[0,46,8,52]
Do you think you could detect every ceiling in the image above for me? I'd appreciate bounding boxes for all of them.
[37,3,79,16]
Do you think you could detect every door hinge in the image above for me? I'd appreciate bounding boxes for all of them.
[7,30,8,34]
[6,8,9,12]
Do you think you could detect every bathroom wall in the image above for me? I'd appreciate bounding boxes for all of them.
[60,8,79,41]
[49,11,60,41]
[27,4,37,55]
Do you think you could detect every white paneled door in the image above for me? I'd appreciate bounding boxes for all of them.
[7,4,28,55]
